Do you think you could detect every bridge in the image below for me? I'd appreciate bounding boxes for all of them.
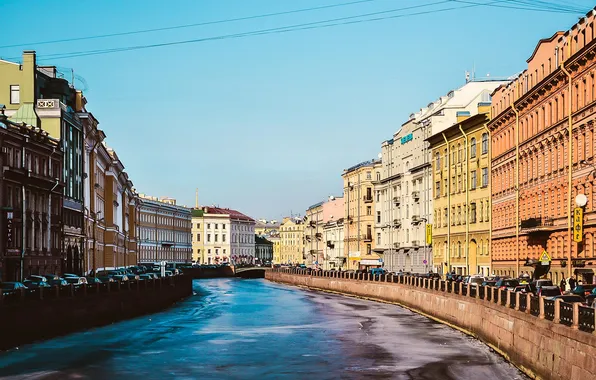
[234,267,269,279]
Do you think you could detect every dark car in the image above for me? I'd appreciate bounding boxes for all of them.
[585,294,596,307]
[1,282,27,293]
[538,286,561,297]
[23,280,52,289]
[571,284,596,298]
[513,285,527,293]
[482,280,497,287]
[495,279,520,291]
[547,295,587,305]
[85,276,103,284]
[48,278,68,286]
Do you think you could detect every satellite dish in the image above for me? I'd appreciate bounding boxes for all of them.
[576,193,588,207]
[329,195,335,201]
[377,153,382,159]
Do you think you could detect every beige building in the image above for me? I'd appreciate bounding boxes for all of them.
[191,209,204,263]
[304,202,324,266]
[270,235,281,265]
[342,159,382,270]
[428,105,492,276]
[279,217,305,265]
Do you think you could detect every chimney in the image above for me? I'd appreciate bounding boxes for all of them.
[21,51,37,104]
[456,111,471,123]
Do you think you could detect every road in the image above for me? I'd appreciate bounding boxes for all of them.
[0,278,527,379]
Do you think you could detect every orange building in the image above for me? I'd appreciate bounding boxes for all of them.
[490,9,596,284]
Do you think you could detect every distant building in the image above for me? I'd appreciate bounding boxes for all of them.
[304,196,344,268]
[137,195,192,264]
[323,218,344,270]
[255,219,280,237]
[280,217,305,265]
[191,208,204,263]
[199,206,255,265]
[255,235,273,264]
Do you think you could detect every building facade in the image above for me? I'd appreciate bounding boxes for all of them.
[279,217,304,265]
[490,11,596,284]
[304,202,324,266]
[255,235,273,265]
[255,220,280,237]
[137,195,191,264]
[323,218,344,270]
[342,160,382,270]
[429,106,492,276]
[0,109,64,281]
[191,209,204,263]
[1,51,85,275]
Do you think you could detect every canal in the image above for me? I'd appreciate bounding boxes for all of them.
[0,278,527,379]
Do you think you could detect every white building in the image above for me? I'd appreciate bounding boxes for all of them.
[323,218,344,270]
[199,206,255,265]
[376,79,508,274]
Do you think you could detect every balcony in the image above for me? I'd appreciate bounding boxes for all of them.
[412,215,423,224]
[393,219,401,227]
[363,234,372,242]
[412,191,420,200]
[315,232,322,240]
[309,220,316,227]
[393,242,400,248]
[363,195,373,203]
[326,241,334,248]
[412,240,419,248]
[393,197,400,205]
[520,217,554,232]
[309,249,317,255]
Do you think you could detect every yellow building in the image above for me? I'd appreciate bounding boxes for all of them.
[428,104,492,276]
[342,159,382,270]
[270,235,281,265]
[279,217,305,265]
[191,209,205,263]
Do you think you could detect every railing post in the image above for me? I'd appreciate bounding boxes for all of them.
[506,291,511,307]
[525,294,532,314]
[459,282,463,294]
[554,299,561,324]
[539,296,545,319]
[39,286,44,300]
[82,284,87,297]
[69,284,75,297]
[572,303,580,330]
[514,292,520,310]
[467,284,471,297]
[484,286,489,301]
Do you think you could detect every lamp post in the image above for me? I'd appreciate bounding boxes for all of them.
[418,217,429,273]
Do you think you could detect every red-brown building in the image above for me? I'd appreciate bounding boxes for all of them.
[490,9,596,284]
[0,107,63,281]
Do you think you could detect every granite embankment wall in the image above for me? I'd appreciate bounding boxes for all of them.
[266,271,596,380]
[0,275,193,350]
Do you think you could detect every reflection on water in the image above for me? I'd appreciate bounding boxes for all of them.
[0,279,527,379]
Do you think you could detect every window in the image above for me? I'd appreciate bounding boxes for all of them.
[366,206,372,216]
[471,170,477,190]
[208,249,211,254]
[215,224,218,229]
[207,223,211,229]
[366,171,371,180]
[435,152,440,168]
[470,203,477,223]
[197,223,200,229]
[10,85,19,104]
[223,224,226,230]
[435,181,440,197]
[207,233,211,242]
[376,172,381,181]
[444,149,448,167]
[482,167,488,187]
[376,191,380,202]
[481,133,488,154]
[215,234,218,242]
[470,138,477,158]
[223,234,226,242]
[376,211,381,223]
[197,234,200,241]
[377,233,381,245]
[457,144,462,162]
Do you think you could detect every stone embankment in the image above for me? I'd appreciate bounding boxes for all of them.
[266,269,596,380]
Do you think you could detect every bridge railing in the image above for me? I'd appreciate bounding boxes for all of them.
[270,267,596,335]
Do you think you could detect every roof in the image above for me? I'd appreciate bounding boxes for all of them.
[203,206,255,222]
[343,158,381,174]
[255,235,273,245]
[10,104,39,128]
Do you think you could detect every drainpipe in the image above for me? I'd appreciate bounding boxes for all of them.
[482,122,492,277]
[442,132,451,273]
[459,125,470,275]
[20,141,27,282]
[560,38,573,279]
[512,102,520,277]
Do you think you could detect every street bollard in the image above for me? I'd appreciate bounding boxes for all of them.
[554,299,561,324]
[572,303,580,330]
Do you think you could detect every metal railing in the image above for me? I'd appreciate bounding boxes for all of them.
[271,268,596,334]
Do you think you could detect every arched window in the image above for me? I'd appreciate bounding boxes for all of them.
[457,241,462,257]
[482,133,489,154]
[470,137,477,158]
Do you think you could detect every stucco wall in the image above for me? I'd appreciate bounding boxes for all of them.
[266,271,596,380]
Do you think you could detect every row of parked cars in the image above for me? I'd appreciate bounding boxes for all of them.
[1,264,182,295]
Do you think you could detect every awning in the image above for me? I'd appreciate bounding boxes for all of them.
[574,269,594,274]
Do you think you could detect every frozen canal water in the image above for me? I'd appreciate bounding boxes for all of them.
[0,278,527,379]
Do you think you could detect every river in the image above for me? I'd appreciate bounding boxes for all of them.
[0,278,527,379]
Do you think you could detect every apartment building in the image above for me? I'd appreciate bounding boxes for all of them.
[279,217,305,265]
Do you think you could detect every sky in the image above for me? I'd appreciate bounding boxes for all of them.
[0,0,593,220]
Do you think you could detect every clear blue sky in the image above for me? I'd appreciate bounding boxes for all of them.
[0,0,593,220]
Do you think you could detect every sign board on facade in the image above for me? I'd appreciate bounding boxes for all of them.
[539,250,551,266]
[426,224,432,245]
[573,207,583,243]
[6,211,13,247]
[360,259,382,265]
[400,133,413,145]
[36,100,56,109]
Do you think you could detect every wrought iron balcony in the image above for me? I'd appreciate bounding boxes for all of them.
[412,240,419,248]
[412,191,420,200]
[412,215,423,224]
[363,195,373,203]
[393,219,402,227]
[363,234,372,242]
[520,217,554,231]
[393,197,400,205]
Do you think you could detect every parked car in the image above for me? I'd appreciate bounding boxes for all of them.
[85,276,103,284]
[468,276,486,287]
[513,285,528,293]
[571,284,596,299]
[370,268,386,276]
[26,275,49,285]
[64,276,87,285]
[48,278,68,287]
[585,294,596,308]
[547,295,587,305]
[139,274,154,280]
[482,280,497,287]
[495,279,520,291]
[23,280,52,289]
[42,274,60,282]
[97,276,116,283]
[1,282,28,293]
[538,286,562,297]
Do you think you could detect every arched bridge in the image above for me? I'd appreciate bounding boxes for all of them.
[234,267,269,279]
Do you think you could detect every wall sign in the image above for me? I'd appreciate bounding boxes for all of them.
[400,133,413,144]
[37,100,56,108]
[6,211,13,247]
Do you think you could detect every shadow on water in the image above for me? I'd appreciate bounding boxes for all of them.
[0,278,528,380]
